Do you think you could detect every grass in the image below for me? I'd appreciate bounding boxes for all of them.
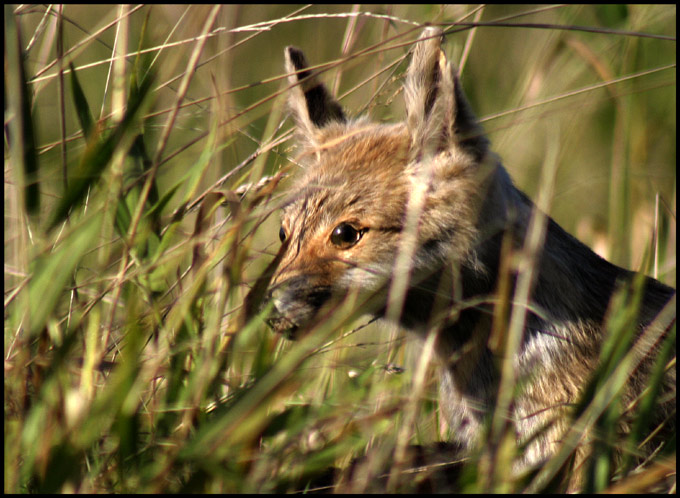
[4,4,676,493]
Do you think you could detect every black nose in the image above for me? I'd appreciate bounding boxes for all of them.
[265,312,299,340]
[264,277,333,340]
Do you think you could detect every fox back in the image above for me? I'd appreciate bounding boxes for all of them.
[267,27,675,486]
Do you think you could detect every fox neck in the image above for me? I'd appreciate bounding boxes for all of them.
[383,165,674,442]
[378,167,610,405]
[388,159,633,342]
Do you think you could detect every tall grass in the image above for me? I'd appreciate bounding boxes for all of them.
[4,4,675,493]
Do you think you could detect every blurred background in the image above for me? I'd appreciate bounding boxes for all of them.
[9,4,675,271]
[4,4,676,493]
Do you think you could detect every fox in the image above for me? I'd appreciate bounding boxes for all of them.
[265,27,675,489]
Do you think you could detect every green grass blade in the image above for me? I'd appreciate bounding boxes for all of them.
[69,62,94,140]
[26,213,102,337]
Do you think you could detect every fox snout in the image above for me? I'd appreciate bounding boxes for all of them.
[266,276,333,339]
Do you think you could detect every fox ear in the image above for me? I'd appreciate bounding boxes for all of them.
[284,46,346,146]
[404,27,487,161]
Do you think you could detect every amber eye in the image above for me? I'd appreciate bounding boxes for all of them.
[279,226,287,243]
[330,223,365,249]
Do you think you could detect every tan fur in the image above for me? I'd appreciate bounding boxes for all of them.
[267,28,676,489]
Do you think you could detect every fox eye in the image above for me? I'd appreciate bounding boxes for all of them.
[279,226,287,243]
[330,223,365,249]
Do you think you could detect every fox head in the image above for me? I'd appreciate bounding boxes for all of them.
[268,28,499,339]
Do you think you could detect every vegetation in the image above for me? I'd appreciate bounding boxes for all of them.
[4,4,675,493]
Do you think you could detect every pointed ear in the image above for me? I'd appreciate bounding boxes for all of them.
[284,46,346,147]
[404,27,488,161]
